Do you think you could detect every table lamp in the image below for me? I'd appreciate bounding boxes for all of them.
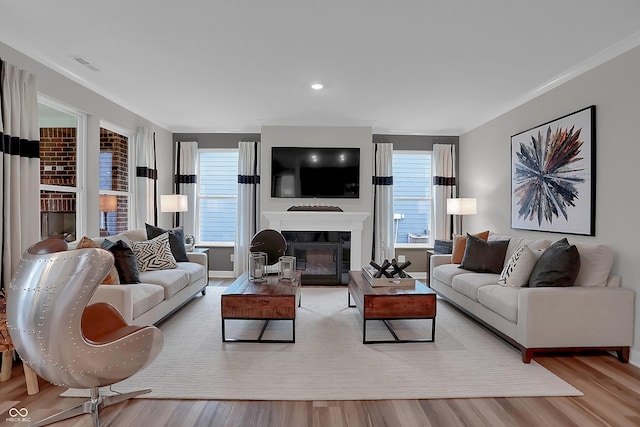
[99,195,118,235]
[447,198,477,237]
[161,194,188,228]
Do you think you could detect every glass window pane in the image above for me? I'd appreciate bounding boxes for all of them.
[392,151,432,244]
[99,128,129,192]
[198,150,239,243]
[199,198,236,242]
[99,127,130,233]
[40,127,77,188]
[40,190,76,241]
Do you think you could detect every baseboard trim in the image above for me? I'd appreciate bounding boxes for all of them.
[211,270,235,278]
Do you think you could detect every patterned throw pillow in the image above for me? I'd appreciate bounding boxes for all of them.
[498,244,540,287]
[145,223,189,262]
[131,232,177,272]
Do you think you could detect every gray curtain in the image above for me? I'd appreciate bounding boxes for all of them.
[134,126,157,227]
[372,143,394,263]
[174,141,198,236]
[234,141,260,277]
[0,60,40,288]
[433,144,457,240]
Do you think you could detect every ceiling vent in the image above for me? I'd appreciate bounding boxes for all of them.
[70,56,100,72]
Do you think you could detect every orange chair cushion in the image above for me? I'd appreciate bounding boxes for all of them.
[81,303,145,345]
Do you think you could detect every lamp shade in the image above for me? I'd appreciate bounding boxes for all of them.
[161,194,188,213]
[99,195,118,213]
[447,198,477,215]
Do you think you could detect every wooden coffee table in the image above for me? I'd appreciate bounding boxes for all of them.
[221,271,301,343]
[348,271,436,344]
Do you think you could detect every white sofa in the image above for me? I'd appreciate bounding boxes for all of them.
[430,233,635,363]
[85,228,208,326]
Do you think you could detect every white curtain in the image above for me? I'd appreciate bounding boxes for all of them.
[433,144,457,240]
[372,143,394,263]
[234,141,260,277]
[0,61,40,288]
[134,126,157,228]
[174,141,198,236]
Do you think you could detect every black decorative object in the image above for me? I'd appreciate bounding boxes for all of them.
[369,259,412,279]
[250,229,287,265]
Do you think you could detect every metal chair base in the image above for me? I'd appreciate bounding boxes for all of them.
[31,387,151,427]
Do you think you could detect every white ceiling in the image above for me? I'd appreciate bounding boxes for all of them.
[2,1,640,135]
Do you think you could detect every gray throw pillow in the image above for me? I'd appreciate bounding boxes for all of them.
[459,234,509,274]
[528,238,581,287]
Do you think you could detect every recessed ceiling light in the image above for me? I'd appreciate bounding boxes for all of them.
[311,83,323,90]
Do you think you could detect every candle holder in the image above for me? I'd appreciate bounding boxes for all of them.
[248,251,267,282]
[278,256,296,281]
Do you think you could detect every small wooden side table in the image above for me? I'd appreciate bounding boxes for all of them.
[1,298,39,395]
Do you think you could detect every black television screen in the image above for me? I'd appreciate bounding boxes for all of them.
[271,147,360,198]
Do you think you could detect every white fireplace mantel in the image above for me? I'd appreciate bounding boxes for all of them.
[262,211,370,270]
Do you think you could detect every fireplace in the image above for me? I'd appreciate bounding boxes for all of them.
[283,231,350,285]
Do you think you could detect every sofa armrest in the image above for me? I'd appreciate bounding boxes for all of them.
[429,254,453,286]
[89,285,135,325]
[186,252,207,268]
[517,287,635,348]
[430,254,452,268]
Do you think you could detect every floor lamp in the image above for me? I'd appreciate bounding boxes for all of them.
[447,198,477,238]
[161,194,188,228]
[99,195,118,236]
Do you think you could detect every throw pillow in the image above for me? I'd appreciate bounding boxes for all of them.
[145,223,189,262]
[101,239,141,284]
[451,230,490,264]
[528,238,581,287]
[498,244,540,287]
[77,236,121,285]
[459,234,509,274]
[131,232,178,272]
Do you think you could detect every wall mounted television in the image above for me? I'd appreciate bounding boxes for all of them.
[271,147,360,198]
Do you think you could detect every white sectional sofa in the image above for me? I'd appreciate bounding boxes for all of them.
[430,233,635,363]
[84,228,208,326]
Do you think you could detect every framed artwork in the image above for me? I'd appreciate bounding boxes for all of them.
[511,105,596,235]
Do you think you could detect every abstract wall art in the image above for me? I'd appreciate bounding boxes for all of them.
[511,106,596,235]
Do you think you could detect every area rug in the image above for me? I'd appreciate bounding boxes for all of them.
[63,286,581,400]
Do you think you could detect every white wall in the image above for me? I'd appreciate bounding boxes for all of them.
[260,125,374,267]
[0,41,175,235]
[460,45,640,363]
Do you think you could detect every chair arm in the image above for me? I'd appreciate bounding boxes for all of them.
[517,287,635,348]
[186,252,208,268]
[89,285,135,324]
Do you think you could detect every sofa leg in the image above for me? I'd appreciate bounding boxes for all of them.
[617,347,630,363]
[522,349,533,363]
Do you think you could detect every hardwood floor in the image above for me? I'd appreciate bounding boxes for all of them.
[2,280,640,427]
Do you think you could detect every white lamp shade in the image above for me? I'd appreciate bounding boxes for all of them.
[161,194,188,213]
[447,198,477,215]
[99,195,118,213]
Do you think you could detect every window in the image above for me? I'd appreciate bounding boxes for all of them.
[99,125,132,236]
[198,149,239,243]
[38,97,86,243]
[392,150,432,245]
